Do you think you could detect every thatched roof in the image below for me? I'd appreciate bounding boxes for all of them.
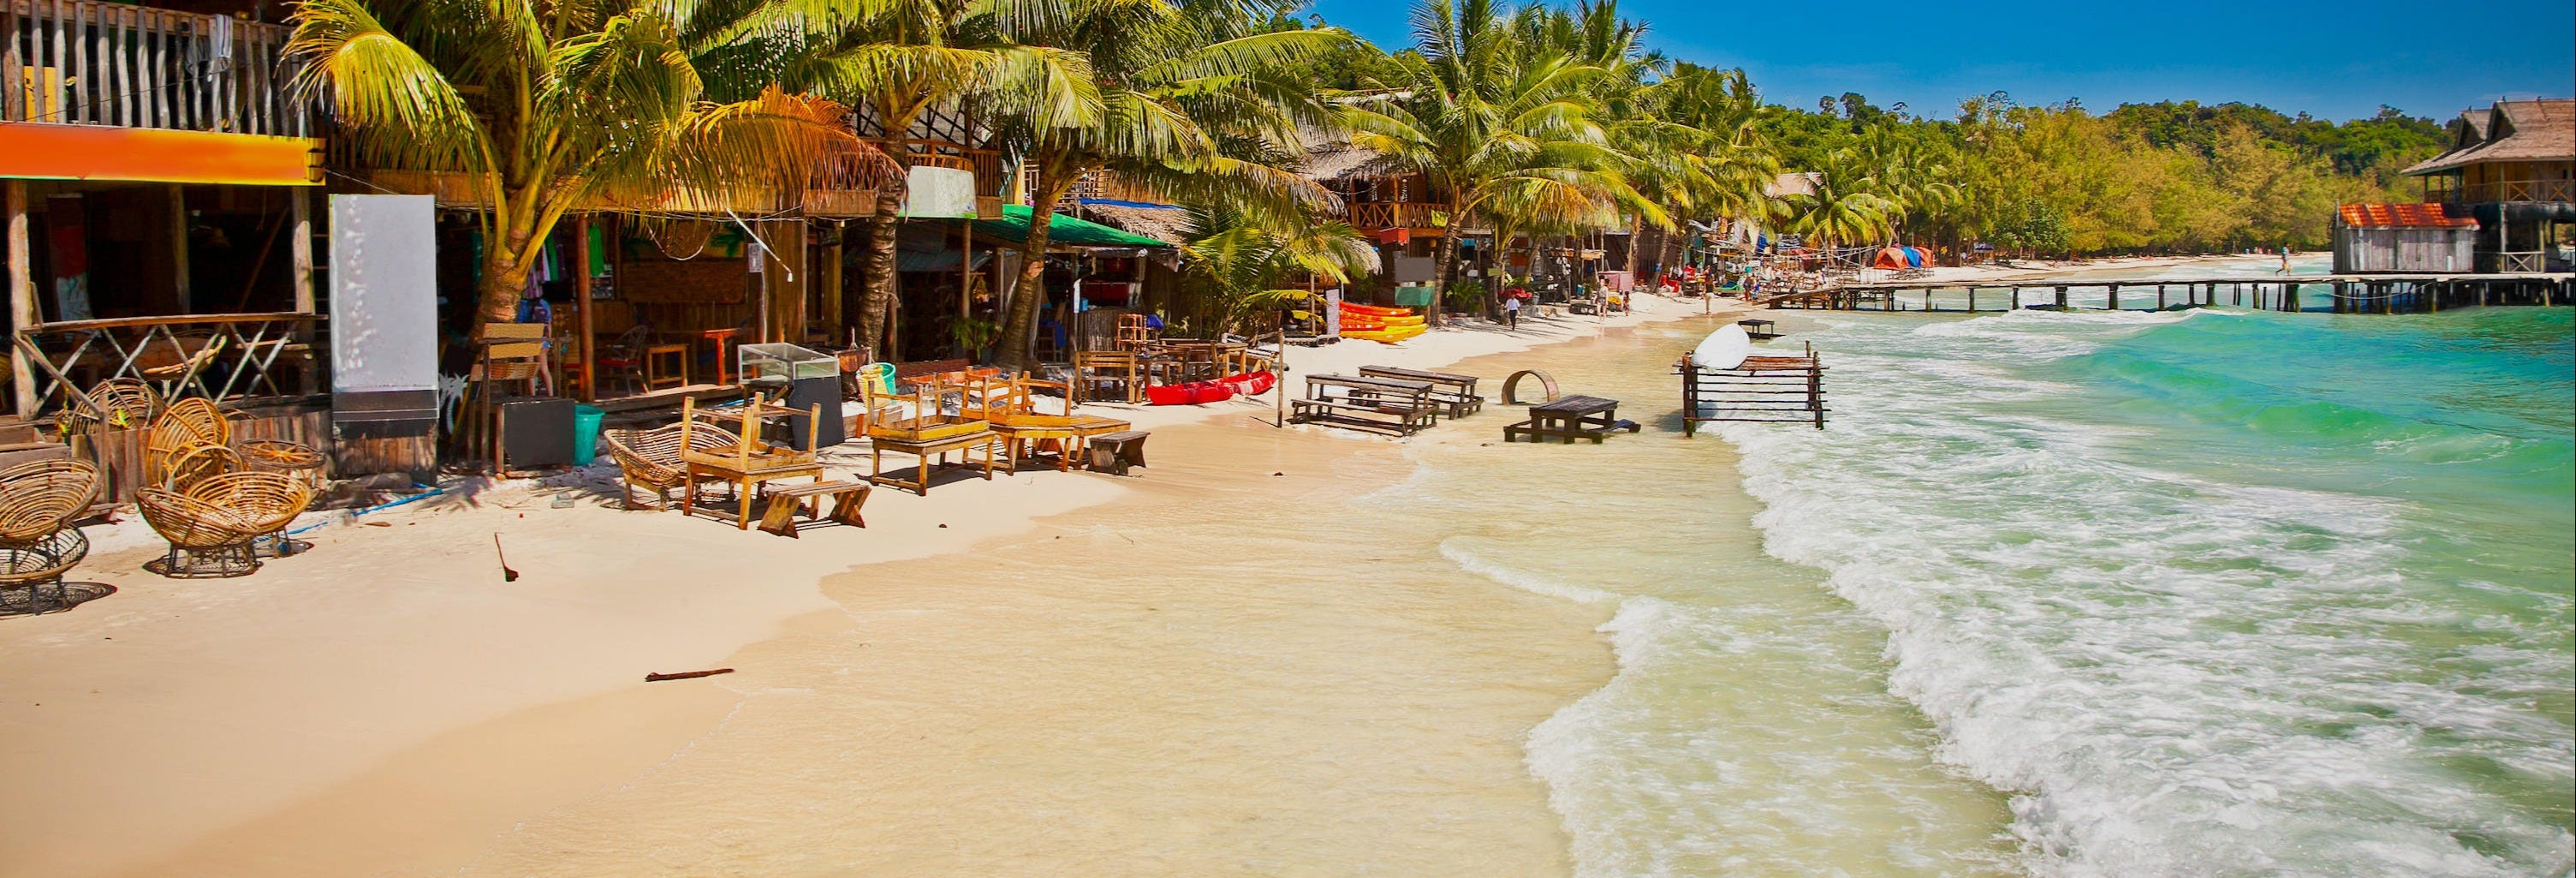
[1076,200,1197,246]
[2403,99,2575,176]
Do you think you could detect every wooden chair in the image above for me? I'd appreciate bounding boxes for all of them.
[601,422,736,511]
[139,471,311,578]
[466,323,550,470]
[678,394,824,529]
[1071,350,1144,404]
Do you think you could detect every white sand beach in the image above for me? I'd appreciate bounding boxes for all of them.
[0,294,1739,878]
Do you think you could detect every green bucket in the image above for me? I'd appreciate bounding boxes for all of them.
[573,404,605,463]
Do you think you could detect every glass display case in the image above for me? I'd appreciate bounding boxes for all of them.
[736,342,839,391]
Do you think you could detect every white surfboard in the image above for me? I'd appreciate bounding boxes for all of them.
[1691,323,1751,370]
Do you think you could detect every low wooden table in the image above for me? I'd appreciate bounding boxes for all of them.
[756,481,871,537]
[1504,394,1639,444]
[1086,430,1149,475]
[991,414,1131,472]
[869,432,1002,495]
[1358,365,1484,419]
[1289,374,1437,436]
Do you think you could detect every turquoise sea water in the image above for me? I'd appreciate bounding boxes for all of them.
[1421,294,2573,876]
[1724,304,2573,876]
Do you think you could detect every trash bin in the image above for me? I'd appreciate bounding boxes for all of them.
[573,404,605,463]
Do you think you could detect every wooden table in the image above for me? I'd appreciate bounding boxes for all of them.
[869,432,1003,495]
[1504,394,1639,444]
[1289,374,1436,435]
[1357,365,1484,420]
[991,414,1131,472]
[698,327,742,385]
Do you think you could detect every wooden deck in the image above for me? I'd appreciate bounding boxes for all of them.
[1757,272,2571,314]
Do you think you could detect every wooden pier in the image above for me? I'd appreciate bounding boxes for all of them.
[1751,272,2572,314]
[1679,343,1827,434]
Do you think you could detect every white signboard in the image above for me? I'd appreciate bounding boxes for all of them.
[900,165,978,218]
[329,194,439,421]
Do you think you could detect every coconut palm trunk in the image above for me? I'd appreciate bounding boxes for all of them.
[997,163,1076,373]
[859,140,914,360]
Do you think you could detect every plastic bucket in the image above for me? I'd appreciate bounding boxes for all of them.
[573,404,605,463]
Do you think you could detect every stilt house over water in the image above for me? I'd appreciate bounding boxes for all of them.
[2398,99,2575,274]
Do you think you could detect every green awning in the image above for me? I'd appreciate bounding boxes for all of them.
[974,205,1170,248]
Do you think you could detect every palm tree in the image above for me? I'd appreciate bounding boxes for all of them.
[1645,63,1782,277]
[1179,209,1377,332]
[1787,147,1899,248]
[1347,0,1663,326]
[287,0,892,340]
[986,0,1352,373]
[783,0,1097,357]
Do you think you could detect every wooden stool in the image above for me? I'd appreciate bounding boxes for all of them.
[1086,430,1148,475]
[644,343,690,390]
[757,481,872,537]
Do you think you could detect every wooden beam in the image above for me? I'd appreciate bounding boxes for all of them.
[574,216,596,402]
[168,184,190,312]
[7,180,33,416]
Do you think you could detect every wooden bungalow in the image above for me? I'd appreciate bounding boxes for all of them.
[2402,99,2575,273]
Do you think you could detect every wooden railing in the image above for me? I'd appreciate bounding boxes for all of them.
[888,138,1001,188]
[12,312,324,417]
[2438,178,2576,204]
[2,0,306,135]
[1347,201,1449,231]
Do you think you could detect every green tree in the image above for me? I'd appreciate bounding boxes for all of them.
[988,0,1351,372]
[288,0,890,338]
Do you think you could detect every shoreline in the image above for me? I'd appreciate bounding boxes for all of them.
[2,295,1732,878]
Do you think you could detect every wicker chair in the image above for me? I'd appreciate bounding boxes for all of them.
[144,398,231,486]
[602,422,736,511]
[0,459,98,612]
[139,471,311,578]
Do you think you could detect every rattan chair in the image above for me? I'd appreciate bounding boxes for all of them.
[602,422,737,511]
[164,444,243,493]
[0,459,98,612]
[144,398,231,486]
[139,471,311,578]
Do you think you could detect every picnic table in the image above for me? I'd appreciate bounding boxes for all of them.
[1503,394,1640,444]
[1357,365,1484,420]
[1288,373,1437,435]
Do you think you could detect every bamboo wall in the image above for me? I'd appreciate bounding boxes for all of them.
[77,397,434,502]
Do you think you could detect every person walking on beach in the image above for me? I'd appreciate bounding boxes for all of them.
[1503,294,1521,330]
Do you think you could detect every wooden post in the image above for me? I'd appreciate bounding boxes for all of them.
[169,184,191,312]
[574,217,596,401]
[2285,282,2299,313]
[1966,286,1977,312]
[2157,284,2167,310]
[2232,284,2240,307]
[6,181,33,416]
[958,217,973,331]
[289,186,314,313]
[819,222,843,334]
[2107,284,2120,310]
[2053,286,2067,309]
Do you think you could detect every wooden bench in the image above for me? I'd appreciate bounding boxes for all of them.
[869,431,1002,495]
[1358,365,1484,419]
[1289,374,1437,436]
[756,481,872,537]
[1503,394,1639,444]
[1086,430,1150,475]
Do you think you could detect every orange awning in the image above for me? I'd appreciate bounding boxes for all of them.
[0,126,322,186]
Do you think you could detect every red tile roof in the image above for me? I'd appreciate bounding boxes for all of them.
[2336,203,2478,229]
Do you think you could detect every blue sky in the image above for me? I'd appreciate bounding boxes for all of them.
[1297,0,2576,122]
